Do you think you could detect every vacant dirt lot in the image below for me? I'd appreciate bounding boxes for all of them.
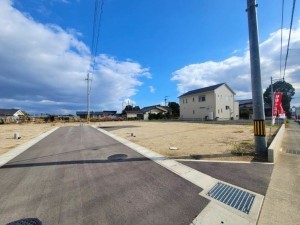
[98,121,255,157]
[0,121,258,160]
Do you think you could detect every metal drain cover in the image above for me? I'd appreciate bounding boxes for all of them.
[108,154,128,161]
[207,182,255,214]
[7,218,42,225]
[286,149,300,155]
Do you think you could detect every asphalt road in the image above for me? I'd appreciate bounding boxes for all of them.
[0,126,209,225]
[181,161,273,195]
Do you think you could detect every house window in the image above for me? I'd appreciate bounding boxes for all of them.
[186,99,188,103]
[226,106,230,110]
[193,110,195,114]
[218,109,219,114]
[198,96,206,102]
[221,109,223,113]
[182,99,184,104]
[193,97,194,102]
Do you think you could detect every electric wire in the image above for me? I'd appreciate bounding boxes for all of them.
[283,0,297,80]
[279,0,285,79]
[88,0,104,94]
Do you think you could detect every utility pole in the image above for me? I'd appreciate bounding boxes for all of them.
[164,96,169,106]
[271,77,274,125]
[246,0,267,155]
[86,73,91,123]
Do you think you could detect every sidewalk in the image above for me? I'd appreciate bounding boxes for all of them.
[258,121,300,225]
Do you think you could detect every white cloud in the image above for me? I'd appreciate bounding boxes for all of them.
[171,21,300,104]
[149,85,155,93]
[0,0,150,114]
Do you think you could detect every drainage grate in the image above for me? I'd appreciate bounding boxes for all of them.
[286,149,300,155]
[7,218,42,225]
[207,182,255,214]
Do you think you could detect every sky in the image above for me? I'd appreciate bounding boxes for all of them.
[0,0,299,115]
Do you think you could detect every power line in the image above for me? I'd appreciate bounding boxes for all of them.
[283,0,297,80]
[279,0,284,78]
[89,0,104,92]
[86,0,104,122]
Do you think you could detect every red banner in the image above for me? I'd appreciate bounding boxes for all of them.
[273,92,285,118]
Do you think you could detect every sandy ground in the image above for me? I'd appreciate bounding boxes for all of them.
[0,121,276,161]
[99,121,254,157]
[0,121,250,154]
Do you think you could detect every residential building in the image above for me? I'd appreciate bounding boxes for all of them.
[124,110,144,120]
[141,105,170,120]
[0,109,25,122]
[179,83,239,120]
[124,105,170,120]
[238,99,272,119]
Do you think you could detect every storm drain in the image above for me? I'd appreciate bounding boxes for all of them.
[108,154,128,161]
[207,182,255,214]
[7,218,42,225]
[286,149,300,155]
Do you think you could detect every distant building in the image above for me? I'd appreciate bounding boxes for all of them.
[124,105,170,120]
[295,107,300,120]
[124,111,144,120]
[0,109,25,122]
[141,105,170,120]
[238,99,272,119]
[179,83,239,120]
[76,111,117,119]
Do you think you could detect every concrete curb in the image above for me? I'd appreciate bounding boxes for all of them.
[0,127,59,167]
[268,124,285,163]
[92,125,264,225]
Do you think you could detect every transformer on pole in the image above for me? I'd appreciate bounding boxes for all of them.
[246,0,267,155]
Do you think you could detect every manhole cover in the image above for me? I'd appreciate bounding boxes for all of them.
[7,218,42,225]
[207,182,255,214]
[108,154,128,161]
[286,149,300,155]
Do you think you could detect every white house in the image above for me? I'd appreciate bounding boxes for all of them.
[179,83,239,120]
[141,105,169,120]
[0,109,25,122]
[124,105,170,120]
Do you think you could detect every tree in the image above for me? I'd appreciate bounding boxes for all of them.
[263,80,295,118]
[122,105,140,114]
[168,102,180,118]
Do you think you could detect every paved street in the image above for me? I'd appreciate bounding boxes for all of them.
[180,161,273,195]
[0,126,208,225]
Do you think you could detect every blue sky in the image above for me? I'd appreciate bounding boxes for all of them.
[0,0,299,114]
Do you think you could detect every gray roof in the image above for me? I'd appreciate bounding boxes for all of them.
[179,83,235,98]
[238,99,253,105]
[0,109,20,116]
[141,105,169,113]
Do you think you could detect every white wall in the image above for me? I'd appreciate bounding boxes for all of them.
[179,91,215,120]
[144,108,167,120]
[214,85,235,120]
[179,84,237,120]
[234,101,240,120]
